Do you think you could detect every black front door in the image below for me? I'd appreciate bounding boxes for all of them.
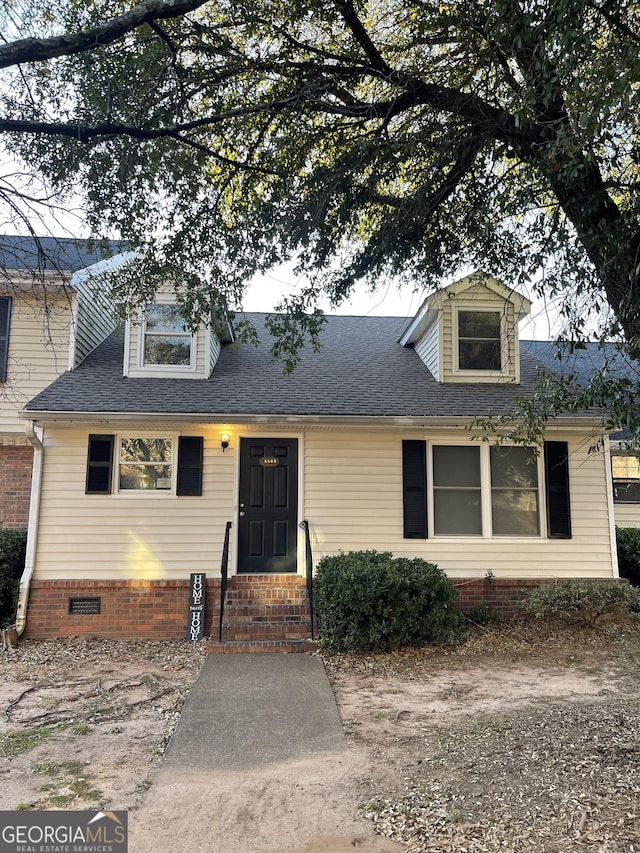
[238,438,298,574]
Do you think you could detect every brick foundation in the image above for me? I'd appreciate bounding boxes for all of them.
[452,577,627,616]
[23,578,221,640]
[0,445,33,529]
[22,576,621,639]
[453,578,542,615]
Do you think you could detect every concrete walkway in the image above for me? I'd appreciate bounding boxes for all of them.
[129,654,402,852]
[163,653,347,772]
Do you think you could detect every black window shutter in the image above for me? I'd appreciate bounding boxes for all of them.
[544,441,572,539]
[86,435,114,494]
[0,296,11,382]
[402,440,427,538]
[177,437,204,496]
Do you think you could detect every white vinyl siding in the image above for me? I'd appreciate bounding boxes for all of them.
[71,280,119,367]
[414,318,440,380]
[32,424,616,582]
[303,429,615,578]
[35,426,235,579]
[73,298,118,367]
[0,290,73,434]
[208,329,222,376]
[614,505,640,528]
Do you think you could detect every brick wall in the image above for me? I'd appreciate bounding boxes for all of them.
[0,445,33,529]
[22,575,620,639]
[23,578,221,640]
[453,578,540,615]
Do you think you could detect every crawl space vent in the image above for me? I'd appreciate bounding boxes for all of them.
[68,597,101,615]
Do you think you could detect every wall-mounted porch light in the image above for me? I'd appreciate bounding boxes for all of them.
[221,433,230,452]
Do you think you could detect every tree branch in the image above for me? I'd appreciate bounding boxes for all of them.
[334,0,393,76]
[589,0,640,44]
[332,132,486,295]
[0,0,209,69]
[0,102,301,141]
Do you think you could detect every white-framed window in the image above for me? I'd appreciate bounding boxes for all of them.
[612,454,640,503]
[86,434,204,496]
[430,443,540,536]
[433,445,482,535]
[118,436,174,492]
[455,308,503,372]
[141,304,195,368]
[490,446,540,535]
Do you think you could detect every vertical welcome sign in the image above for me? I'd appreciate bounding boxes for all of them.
[186,573,206,640]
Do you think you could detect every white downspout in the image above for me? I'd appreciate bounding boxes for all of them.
[15,419,44,636]
[604,435,620,579]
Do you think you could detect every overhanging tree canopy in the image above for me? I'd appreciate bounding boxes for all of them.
[0,0,638,405]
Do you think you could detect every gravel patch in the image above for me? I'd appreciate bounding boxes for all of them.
[325,621,640,853]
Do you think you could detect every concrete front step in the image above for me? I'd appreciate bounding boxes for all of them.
[207,639,318,654]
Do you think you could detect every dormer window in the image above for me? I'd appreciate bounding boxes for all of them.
[142,305,194,367]
[399,272,530,384]
[457,310,502,371]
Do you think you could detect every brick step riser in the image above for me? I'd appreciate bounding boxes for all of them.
[208,640,318,654]
[208,576,314,652]
[220,619,312,629]
[219,626,312,642]
[218,616,311,628]
[226,575,308,586]
[221,597,309,608]
[216,613,312,629]
[213,601,309,616]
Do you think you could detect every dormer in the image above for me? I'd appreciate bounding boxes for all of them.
[399,271,531,384]
[123,289,233,380]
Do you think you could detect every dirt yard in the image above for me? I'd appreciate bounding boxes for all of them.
[1,621,640,852]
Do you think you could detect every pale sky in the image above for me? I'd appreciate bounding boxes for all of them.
[243,264,565,341]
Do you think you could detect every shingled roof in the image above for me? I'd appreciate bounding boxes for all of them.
[0,235,131,275]
[23,313,607,421]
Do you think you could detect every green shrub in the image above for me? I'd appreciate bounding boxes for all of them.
[314,550,461,653]
[0,527,27,628]
[465,599,494,626]
[523,579,640,625]
[616,527,640,587]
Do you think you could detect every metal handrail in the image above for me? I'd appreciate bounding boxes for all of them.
[218,521,232,643]
[301,519,315,640]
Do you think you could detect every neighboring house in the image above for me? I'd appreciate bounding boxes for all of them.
[15,271,629,646]
[525,339,640,529]
[0,236,132,530]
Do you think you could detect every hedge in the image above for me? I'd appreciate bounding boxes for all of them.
[0,527,27,628]
[314,550,461,653]
[616,527,640,587]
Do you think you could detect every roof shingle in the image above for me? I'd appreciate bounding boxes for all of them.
[25,314,599,420]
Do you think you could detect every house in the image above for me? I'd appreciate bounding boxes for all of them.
[0,236,131,530]
[13,270,633,647]
[524,339,640,528]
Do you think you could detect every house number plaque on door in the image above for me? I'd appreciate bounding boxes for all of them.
[260,457,280,467]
